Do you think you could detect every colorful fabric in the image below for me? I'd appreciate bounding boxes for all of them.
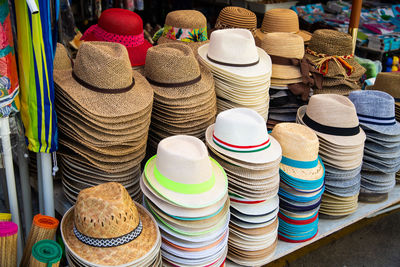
[306,47,354,76]
[153,25,208,43]
[81,24,145,47]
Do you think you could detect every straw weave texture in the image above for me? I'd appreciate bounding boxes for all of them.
[29,256,60,267]
[0,234,17,267]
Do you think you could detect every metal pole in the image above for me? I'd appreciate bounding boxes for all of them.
[40,152,54,217]
[348,0,363,54]
[37,153,44,214]
[0,116,22,264]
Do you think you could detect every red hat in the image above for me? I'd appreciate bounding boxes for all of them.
[81,8,152,67]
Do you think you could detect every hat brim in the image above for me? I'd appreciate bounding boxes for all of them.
[61,203,160,266]
[359,121,400,136]
[230,195,279,216]
[205,124,282,165]
[272,64,302,80]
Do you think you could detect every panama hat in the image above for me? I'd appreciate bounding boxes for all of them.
[61,182,160,266]
[297,94,365,147]
[206,108,281,164]
[144,135,227,208]
[255,8,311,46]
[214,6,257,36]
[81,8,151,66]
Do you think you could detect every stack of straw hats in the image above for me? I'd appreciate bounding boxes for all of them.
[29,240,62,267]
[271,123,325,242]
[144,43,216,153]
[366,72,400,183]
[214,6,257,36]
[0,221,18,267]
[349,90,400,202]
[54,42,153,203]
[198,29,272,121]
[255,8,312,47]
[140,135,229,266]
[153,10,209,56]
[305,29,366,96]
[297,94,365,217]
[21,214,59,266]
[260,32,322,129]
[205,108,282,266]
[61,182,162,267]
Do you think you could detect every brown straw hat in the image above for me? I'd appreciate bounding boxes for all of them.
[255,9,311,46]
[156,10,209,55]
[366,72,400,102]
[214,6,257,36]
[61,182,160,266]
[54,43,72,71]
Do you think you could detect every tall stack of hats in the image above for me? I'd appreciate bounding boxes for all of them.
[144,43,216,153]
[61,183,162,267]
[205,108,282,266]
[198,29,272,121]
[213,6,257,36]
[153,10,209,56]
[81,8,152,69]
[297,94,365,217]
[260,32,322,129]
[305,29,366,96]
[54,42,153,203]
[366,72,400,183]
[140,135,229,266]
[255,8,312,47]
[270,123,325,242]
[349,90,400,202]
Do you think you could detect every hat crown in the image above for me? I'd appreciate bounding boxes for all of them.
[98,8,143,35]
[261,9,299,33]
[214,108,269,147]
[308,29,352,56]
[145,43,201,84]
[73,42,133,90]
[207,29,259,65]
[369,72,400,98]
[217,6,256,27]
[260,32,304,59]
[349,90,395,119]
[306,94,360,128]
[74,183,140,239]
[54,43,72,70]
[156,135,213,185]
[270,123,319,161]
[165,10,207,29]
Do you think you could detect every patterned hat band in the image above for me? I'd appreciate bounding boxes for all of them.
[212,133,271,153]
[357,113,396,126]
[81,24,145,47]
[306,47,354,76]
[73,220,142,248]
[153,24,208,43]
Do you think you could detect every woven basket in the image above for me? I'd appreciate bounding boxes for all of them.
[29,240,62,267]
[0,221,18,267]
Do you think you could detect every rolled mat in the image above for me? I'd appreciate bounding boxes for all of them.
[0,221,18,267]
[21,214,59,267]
[29,240,62,267]
[0,213,11,221]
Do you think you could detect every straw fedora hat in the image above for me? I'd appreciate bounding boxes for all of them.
[53,42,153,118]
[297,94,366,147]
[54,43,72,71]
[255,8,311,46]
[206,108,281,164]
[61,182,160,266]
[155,10,209,55]
[144,135,228,208]
[260,32,304,80]
[81,8,152,66]
[366,72,400,107]
[214,6,257,36]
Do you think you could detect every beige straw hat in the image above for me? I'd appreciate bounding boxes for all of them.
[61,182,160,266]
[214,6,257,36]
[255,9,311,46]
[54,43,72,70]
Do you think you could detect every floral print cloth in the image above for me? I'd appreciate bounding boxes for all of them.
[153,25,208,43]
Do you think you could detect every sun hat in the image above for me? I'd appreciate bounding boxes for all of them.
[206,108,281,164]
[154,10,208,55]
[144,135,227,208]
[255,8,312,46]
[61,182,160,266]
[81,8,151,67]
[297,94,365,147]
[366,72,400,111]
[349,90,400,135]
[214,6,257,36]
[54,43,72,70]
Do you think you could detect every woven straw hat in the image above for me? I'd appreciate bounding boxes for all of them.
[54,43,72,71]
[366,72,400,103]
[214,6,257,36]
[255,8,311,46]
[61,182,160,266]
[260,33,304,80]
[297,94,366,147]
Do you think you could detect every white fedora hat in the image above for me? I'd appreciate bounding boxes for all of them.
[206,108,281,164]
[144,135,228,208]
